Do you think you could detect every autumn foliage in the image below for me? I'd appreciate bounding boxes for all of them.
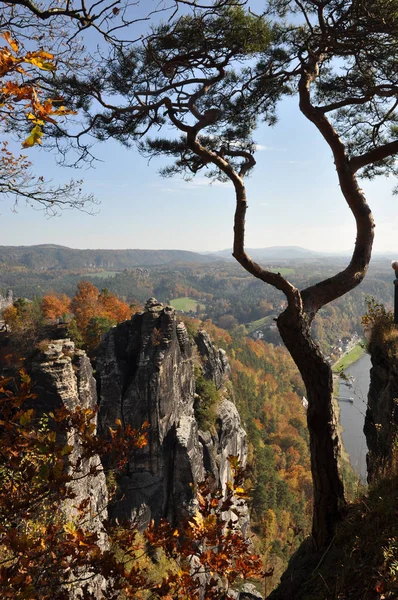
[0,30,76,148]
[41,293,71,321]
[40,282,132,352]
[0,372,262,599]
[0,369,148,598]
[69,282,101,332]
[0,25,95,212]
[0,283,131,363]
[68,281,131,351]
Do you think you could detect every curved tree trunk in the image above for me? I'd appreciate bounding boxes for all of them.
[180,73,372,550]
[277,306,345,549]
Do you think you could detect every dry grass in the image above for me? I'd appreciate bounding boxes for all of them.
[269,475,398,600]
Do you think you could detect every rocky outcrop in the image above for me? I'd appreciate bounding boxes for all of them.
[195,329,245,496]
[23,301,250,597]
[239,583,264,600]
[364,342,398,483]
[96,298,247,529]
[31,340,108,598]
[0,288,13,312]
[195,329,231,388]
[198,399,247,494]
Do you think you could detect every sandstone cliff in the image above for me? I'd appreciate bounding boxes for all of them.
[96,298,247,528]
[0,288,13,312]
[364,338,398,483]
[23,300,250,598]
[31,339,109,598]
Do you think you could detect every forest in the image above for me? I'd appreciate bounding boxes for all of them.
[1,274,396,598]
[1,253,394,357]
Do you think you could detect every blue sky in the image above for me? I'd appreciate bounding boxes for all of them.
[1,3,397,254]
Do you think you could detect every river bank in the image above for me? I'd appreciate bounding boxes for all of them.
[335,350,371,484]
[333,341,366,372]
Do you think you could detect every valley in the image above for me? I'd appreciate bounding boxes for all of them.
[1,245,392,595]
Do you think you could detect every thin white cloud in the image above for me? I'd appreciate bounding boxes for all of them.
[256,145,287,152]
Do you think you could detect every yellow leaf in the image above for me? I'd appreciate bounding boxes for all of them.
[25,52,56,71]
[27,112,45,126]
[22,124,43,148]
[61,444,74,456]
[2,31,18,52]
[190,510,204,529]
[64,521,77,535]
[20,369,31,384]
[204,514,217,527]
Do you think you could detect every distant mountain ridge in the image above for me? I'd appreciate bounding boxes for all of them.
[209,246,328,261]
[0,245,221,270]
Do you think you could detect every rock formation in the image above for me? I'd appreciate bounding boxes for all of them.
[31,340,108,598]
[96,298,247,529]
[195,328,231,389]
[0,288,13,312]
[25,300,252,598]
[364,341,398,483]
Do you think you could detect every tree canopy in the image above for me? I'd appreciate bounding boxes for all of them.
[0,0,219,212]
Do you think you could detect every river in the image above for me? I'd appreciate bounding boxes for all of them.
[338,353,371,482]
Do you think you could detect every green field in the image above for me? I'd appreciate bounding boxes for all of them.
[333,343,366,372]
[170,297,206,312]
[246,316,273,334]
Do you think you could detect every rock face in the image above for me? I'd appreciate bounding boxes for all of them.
[195,329,231,389]
[364,343,398,483]
[31,340,108,598]
[0,288,13,312]
[96,298,247,528]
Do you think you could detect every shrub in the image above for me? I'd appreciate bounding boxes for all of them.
[362,296,395,355]
[194,366,220,432]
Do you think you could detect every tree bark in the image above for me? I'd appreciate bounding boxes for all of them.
[277,306,345,550]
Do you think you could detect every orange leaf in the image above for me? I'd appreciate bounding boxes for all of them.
[2,31,18,52]
[375,581,386,593]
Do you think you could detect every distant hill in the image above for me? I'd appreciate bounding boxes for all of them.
[0,245,221,270]
[209,246,327,261]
